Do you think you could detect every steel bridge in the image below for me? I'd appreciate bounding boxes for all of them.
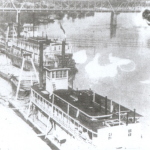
[0,0,150,13]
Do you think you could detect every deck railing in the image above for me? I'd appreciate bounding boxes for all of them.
[31,89,98,144]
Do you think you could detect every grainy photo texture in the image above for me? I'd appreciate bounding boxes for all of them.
[0,0,150,150]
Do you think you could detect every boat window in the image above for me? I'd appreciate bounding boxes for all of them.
[62,70,67,77]
[93,133,97,138]
[52,71,55,78]
[56,71,59,78]
[56,71,62,78]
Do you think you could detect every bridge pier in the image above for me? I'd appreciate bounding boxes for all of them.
[110,11,117,38]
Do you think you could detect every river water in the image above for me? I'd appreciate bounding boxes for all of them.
[39,12,150,119]
[1,11,150,120]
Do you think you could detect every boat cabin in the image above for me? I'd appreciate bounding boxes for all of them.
[45,67,69,95]
[10,37,72,64]
[21,24,39,37]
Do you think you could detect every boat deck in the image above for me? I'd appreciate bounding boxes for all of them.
[31,85,142,132]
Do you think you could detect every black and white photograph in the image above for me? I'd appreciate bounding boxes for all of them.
[0,0,150,150]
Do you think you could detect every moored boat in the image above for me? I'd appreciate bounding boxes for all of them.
[0,23,77,78]
[25,66,142,150]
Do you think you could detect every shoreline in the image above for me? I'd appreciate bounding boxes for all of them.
[0,100,52,150]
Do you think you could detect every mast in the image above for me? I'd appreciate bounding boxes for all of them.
[62,40,66,68]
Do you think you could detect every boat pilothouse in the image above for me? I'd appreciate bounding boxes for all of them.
[28,66,142,149]
[20,24,39,38]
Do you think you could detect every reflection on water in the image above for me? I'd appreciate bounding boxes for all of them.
[84,53,135,79]
[110,12,117,38]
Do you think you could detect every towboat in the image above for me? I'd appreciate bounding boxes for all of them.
[26,67,142,150]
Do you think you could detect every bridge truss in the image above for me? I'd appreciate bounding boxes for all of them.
[0,0,150,13]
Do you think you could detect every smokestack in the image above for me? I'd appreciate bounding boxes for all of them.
[17,12,20,38]
[105,96,108,115]
[39,42,43,88]
[62,40,65,68]
[33,12,35,37]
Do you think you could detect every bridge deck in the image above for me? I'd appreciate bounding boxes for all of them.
[0,0,149,12]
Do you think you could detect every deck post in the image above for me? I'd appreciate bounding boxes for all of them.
[100,98,101,112]
[126,112,128,126]
[67,104,70,124]
[93,92,95,102]
[67,104,69,115]
[105,96,108,115]
[134,109,136,123]
[110,100,113,113]
[45,114,51,139]
[119,104,120,125]
[52,94,54,116]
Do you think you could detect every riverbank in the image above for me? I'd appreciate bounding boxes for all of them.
[0,103,51,150]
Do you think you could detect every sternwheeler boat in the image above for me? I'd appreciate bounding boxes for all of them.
[0,23,77,82]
